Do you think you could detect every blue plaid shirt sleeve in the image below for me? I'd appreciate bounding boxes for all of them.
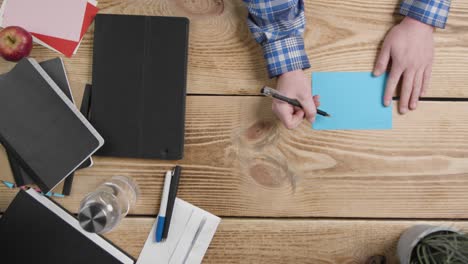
[400,0,451,28]
[244,0,310,78]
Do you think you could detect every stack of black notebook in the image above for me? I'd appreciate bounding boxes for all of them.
[0,58,103,194]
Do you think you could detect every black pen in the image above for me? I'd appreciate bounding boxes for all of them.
[162,165,182,240]
[260,86,330,117]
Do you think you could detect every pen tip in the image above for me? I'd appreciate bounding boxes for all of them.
[326,114,331,117]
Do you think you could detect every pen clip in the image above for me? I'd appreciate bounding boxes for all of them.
[171,165,181,177]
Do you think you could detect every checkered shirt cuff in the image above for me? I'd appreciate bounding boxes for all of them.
[400,0,451,29]
[262,36,311,78]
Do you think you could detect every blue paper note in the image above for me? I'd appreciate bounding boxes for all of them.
[2,180,15,189]
[312,72,392,130]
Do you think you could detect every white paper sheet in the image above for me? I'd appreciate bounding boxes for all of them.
[137,198,221,264]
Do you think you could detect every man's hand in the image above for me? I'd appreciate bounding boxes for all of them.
[273,70,320,129]
[374,17,434,114]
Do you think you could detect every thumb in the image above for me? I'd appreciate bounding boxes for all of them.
[273,102,300,129]
[298,96,317,123]
[313,95,320,108]
[373,44,390,76]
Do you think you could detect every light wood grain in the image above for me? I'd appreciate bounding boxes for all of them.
[1,97,467,218]
[0,0,466,97]
[1,0,467,261]
[104,218,468,263]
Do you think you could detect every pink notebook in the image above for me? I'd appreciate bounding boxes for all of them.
[32,2,99,57]
[1,0,88,42]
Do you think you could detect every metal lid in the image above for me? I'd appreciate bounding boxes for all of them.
[78,203,108,233]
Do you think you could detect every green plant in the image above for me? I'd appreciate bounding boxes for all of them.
[410,231,468,264]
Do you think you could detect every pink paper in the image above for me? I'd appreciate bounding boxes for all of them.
[1,0,88,42]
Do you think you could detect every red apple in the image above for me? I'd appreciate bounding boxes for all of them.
[0,26,33,62]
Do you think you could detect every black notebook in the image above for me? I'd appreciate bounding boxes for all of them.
[0,189,135,264]
[0,58,104,193]
[5,58,92,194]
[91,14,189,160]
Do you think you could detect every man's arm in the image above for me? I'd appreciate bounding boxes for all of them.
[244,0,318,129]
[374,0,451,114]
[244,0,310,78]
[400,0,451,29]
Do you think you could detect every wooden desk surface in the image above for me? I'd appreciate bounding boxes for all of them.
[1,0,467,263]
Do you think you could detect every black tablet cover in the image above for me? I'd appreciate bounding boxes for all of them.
[91,14,189,160]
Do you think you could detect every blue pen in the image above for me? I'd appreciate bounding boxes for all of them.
[156,171,172,242]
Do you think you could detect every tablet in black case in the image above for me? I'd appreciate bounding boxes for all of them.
[91,14,189,160]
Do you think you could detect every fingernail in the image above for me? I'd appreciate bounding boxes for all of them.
[400,107,408,114]
[411,102,417,109]
[384,100,391,106]
[373,70,379,76]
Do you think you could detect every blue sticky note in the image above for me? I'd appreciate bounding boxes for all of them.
[312,72,392,130]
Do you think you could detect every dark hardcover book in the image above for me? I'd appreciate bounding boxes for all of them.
[0,189,135,264]
[6,151,25,186]
[0,58,104,193]
[5,58,92,194]
[77,83,94,169]
[91,14,189,160]
[61,84,95,195]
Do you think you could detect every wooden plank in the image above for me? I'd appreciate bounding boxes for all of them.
[1,97,467,218]
[105,218,468,263]
[0,0,466,97]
